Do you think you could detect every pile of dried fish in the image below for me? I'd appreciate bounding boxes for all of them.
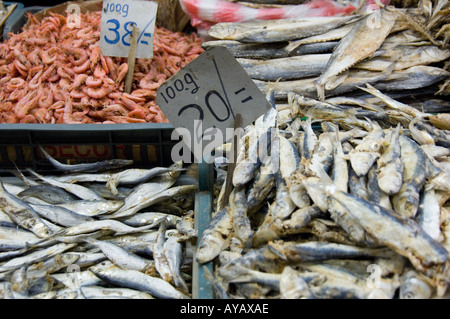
[196,87,450,299]
[204,2,450,103]
[0,152,198,299]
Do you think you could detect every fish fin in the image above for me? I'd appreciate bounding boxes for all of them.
[267,242,288,261]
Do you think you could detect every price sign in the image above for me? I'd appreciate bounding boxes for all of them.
[100,0,158,59]
[156,46,271,141]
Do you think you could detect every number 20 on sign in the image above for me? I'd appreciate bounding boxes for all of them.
[156,46,271,137]
[100,0,158,59]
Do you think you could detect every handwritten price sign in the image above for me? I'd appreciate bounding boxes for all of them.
[156,47,271,137]
[100,0,158,59]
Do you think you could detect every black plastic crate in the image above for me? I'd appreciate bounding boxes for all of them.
[2,3,43,40]
[0,123,176,174]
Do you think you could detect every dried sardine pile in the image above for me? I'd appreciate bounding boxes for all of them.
[204,2,450,103]
[0,155,198,299]
[196,86,450,299]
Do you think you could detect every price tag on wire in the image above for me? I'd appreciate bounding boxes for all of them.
[156,46,271,141]
[100,0,158,59]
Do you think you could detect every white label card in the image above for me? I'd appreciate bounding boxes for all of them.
[100,0,158,59]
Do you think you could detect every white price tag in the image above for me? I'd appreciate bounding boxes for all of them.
[100,0,158,59]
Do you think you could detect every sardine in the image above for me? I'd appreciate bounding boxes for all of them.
[106,162,183,218]
[106,167,178,196]
[377,124,404,195]
[416,188,442,242]
[56,199,124,217]
[86,238,154,273]
[367,166,392,210]
[0,243,76,272]
[256,67,391,101]
[306,174,448,294]
[89,263,189,299]
[26,253,80,280]
[17,185,79,205]
[196,207,233,264]
[348,123,385,176]
[374,65,450,91]
[355,45,450,72]
[107,184,198,219]
[163,236,189,293]
[229,187,253,250]
[30,204,94,227]
[392,135,428,218]
[0,180,53,238]
[280,266,312,299]
[27,169,103,201]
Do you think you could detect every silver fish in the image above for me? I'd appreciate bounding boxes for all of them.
[30,203,94,227]
[315,9,398,100]
[27,169,103,201]
[39,145,133,173]
[0,243,76,272]
[106,162,183,218]
[56,199,124,217]
[377,124,404,195]
[89,263,189,299]
[392,135,428,218]
[26,253,80,280]
[0,180,53,238]
[0,226,41,251]
[306,174,448,294]
[208,15,358,43]
[163,236,189,293]
[18,185,79,205]
[86,238,154,273]
[229,187,253,250]
[374,65,450,91]
[196,207,233,264]
[348,123,385,177]
[107,184,198,219]
[237,54,331,81]
[416,188,442,242]
[106,167,178,196]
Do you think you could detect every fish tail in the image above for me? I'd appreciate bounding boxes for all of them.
[316,82,326,101]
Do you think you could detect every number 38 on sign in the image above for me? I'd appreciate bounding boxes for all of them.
[100,0,158,59]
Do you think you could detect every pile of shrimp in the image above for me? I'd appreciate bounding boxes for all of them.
[0,11,204,124]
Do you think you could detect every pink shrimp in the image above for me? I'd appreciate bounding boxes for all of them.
[62,98,83,124]
[6,78,25,92]
[15,91,40,120]
[38,90,54,109]
[115,63,129,84]
[72,59,90,73]
[70,90,86,99]
[86,85,114,99]
[85,76,103,87]
[93,65,106,78]
[72,74,88,89]
[28,69,43,90]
